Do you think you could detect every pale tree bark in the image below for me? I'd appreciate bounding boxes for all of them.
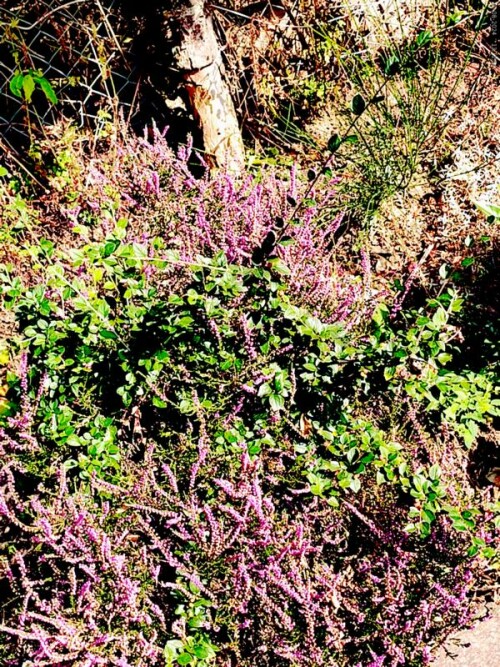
[168,0,245,172]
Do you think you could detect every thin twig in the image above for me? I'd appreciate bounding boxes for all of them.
[13,0,88,31]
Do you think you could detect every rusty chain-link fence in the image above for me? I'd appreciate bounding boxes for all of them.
[0,1,342,157]
[1,2,498,157]
[0,0,175,151]
[0,0,324,155]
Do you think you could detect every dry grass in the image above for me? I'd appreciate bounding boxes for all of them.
[299,3,499,283]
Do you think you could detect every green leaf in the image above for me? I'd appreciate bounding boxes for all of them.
[432,308,447,327]
[463,421,479,448]
[346,447,357,464]
[22,74,36,102]
[384,366,397,380]
[268,257,291,275]
[269,394,284,412]
[164,640,184,658]
[338,474,352,489]
[350,477,361,493]
[446,10,465,27]
[428,464,440,481]
[152,395,167,408]
[438,264,449,280]
[451,519,471,531]
[99,329,117,340]
[351,94,366,115]
[344,134,359,144]
[327,134,342,153]
[423,508,436,523]
[437,353,452,365]
[415,30,433,47]
[177,652,193,665]
[482,547,496,559]
[102,240,121,257]
[37,76,58,104]
[372,303,389,326]
[193,645,211,659]
[187,615,203,629]
[176,316,194,328]
[258,383,271,398]
[9,73,24,98]
[384,55,400,76]
[474,200,500,220]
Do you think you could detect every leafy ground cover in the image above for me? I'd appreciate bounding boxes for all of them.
[0,123,498,667]
[0,2,499,666]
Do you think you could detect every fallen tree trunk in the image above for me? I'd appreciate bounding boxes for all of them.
[168,0,245,172]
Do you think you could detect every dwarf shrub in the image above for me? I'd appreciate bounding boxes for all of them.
[0,219,498,665]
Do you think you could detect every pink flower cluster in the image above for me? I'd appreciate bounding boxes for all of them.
[50,125,379,322]
[0,391,489,666]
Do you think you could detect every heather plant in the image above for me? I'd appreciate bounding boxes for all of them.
[0,358,497,667]
[0,406,484,667]
[2,122,357,319]
[0,212,498,665]
[0,105,498,667]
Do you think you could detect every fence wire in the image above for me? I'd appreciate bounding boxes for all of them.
[0,0,140,150]
[0,0,335,155]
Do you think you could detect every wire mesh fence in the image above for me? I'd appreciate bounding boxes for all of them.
[0,0,140,150]
[0,1,336,155]
[4,1,494,158]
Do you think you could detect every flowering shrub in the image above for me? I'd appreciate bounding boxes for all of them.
[0,430,489,667]
[3,123,354,318]
[0,125,498,666]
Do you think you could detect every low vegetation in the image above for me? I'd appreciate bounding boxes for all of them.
[0,1,498,666]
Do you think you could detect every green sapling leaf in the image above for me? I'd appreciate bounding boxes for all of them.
[37,76,58,104]
[9,72,24,98]
[351,94,366,115]
[327,133,342,153]
[22,74,36,102]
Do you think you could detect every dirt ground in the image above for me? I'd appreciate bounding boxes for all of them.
[433,605,500,666]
